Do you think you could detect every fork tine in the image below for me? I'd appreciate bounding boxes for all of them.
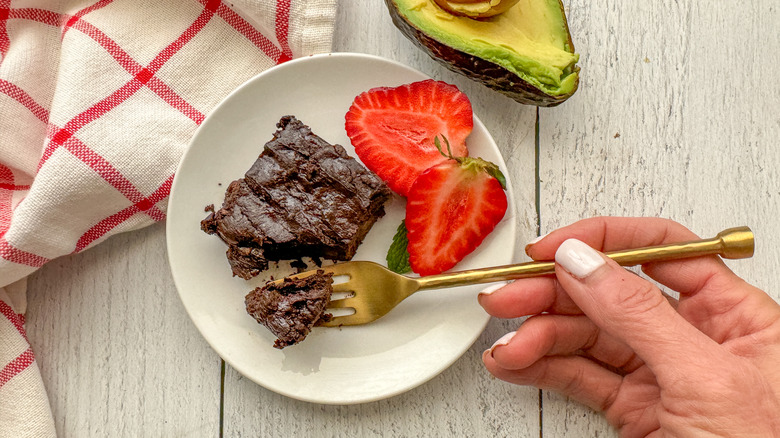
[319,300,358,327]
[319,318,346,328]
[326,298,356,309]
[331,282,354,293]
[320,314,361,327]
[320,313,377,327]
[321,262,355,277]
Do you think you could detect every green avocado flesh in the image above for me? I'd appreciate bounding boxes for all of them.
[389,0,579,104]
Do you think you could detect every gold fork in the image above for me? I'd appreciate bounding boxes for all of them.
[284,226,754,326]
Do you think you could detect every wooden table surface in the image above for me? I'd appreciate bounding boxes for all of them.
[25,1,780,436]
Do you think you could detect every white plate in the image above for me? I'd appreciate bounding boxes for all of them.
[166,53,517,404]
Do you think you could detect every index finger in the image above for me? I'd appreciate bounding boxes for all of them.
[525,217,738,296]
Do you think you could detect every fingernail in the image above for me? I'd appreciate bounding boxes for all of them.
[555,239,606,278]
[524,232,549,255]
[479,282,508,296]
[489,331,516,356]
[527,232,549,246]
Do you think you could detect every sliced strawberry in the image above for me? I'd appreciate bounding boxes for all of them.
[406,143,507,276]
[345,79,473,197]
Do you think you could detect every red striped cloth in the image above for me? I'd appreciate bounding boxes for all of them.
[0,1,335,435]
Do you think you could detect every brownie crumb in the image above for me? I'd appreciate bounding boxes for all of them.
[245,270,334,349]
[290,259,307,273]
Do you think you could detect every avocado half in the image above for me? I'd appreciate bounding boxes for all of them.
[385,0,580,106]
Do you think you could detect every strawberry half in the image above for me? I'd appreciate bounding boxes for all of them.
[406,138,508,276]
[345,79,473,197]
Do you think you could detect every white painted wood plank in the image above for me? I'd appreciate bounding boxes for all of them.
[539,0,780,435]
[25,223,222,437]
[223,2,542,437]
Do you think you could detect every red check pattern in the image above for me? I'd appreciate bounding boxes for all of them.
[0,0,335,434]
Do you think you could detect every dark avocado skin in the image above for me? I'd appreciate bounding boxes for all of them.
[384,0,579,107]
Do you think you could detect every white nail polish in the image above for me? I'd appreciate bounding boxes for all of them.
[490,331,516,352]
[527,232,550,246]
[479,282,508,296]
[555,239,606,278]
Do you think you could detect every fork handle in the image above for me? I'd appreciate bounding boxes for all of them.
[415,226,754,290]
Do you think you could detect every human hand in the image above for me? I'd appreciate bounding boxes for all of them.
[480,217,780,437]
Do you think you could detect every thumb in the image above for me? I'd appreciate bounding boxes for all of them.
[554,238,717,372]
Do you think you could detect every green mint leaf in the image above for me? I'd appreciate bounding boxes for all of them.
[386,220,412,274]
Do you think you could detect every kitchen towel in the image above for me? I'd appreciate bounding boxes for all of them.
[0,0,336,435]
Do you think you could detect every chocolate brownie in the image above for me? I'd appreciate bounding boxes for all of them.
[201,115,392,279]
[245,270,334,349]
